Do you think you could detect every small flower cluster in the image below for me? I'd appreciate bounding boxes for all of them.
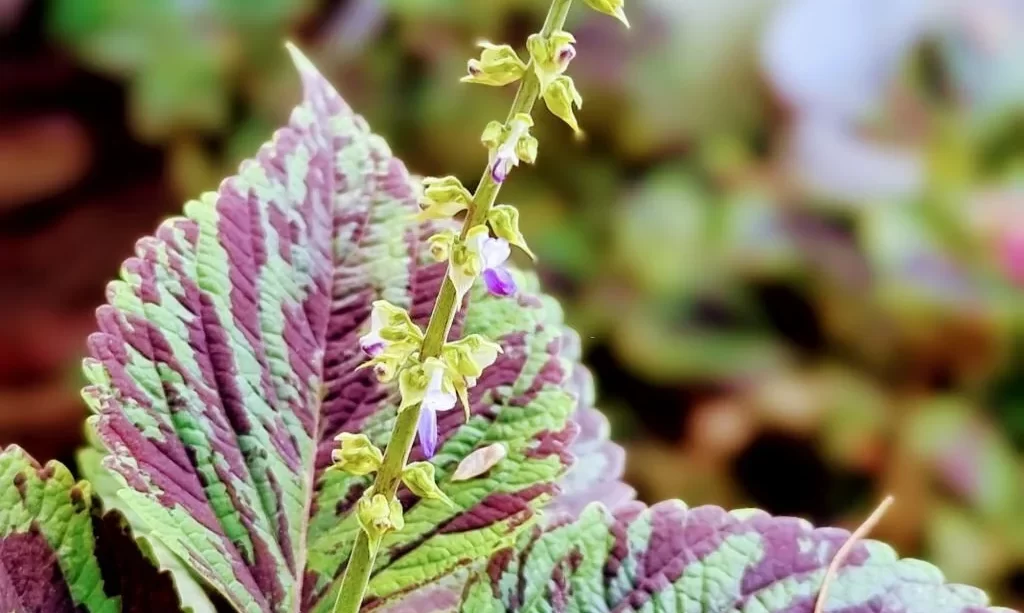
[357,300,502,457]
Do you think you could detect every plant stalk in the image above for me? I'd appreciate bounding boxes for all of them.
[331,1,574,611]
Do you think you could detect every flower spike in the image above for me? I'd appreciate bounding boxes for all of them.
[333,1,607,608]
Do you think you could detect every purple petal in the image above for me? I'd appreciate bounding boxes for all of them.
[359,337,385,357]
[490,154,513,184]
[480,237,511,269]
[482,266,517,297]
[557,44,577,68]
[417,406,438,458]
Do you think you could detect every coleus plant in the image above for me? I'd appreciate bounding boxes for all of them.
[0,1,1019,612]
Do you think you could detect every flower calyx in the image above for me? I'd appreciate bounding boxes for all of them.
[583,0,629,27]
[448,225,517,301]
[331,433,383,476]
[542,76,583,135]
[488,204,535,260]
[356,491,405,542]
[402,461,455,506]
[359,300,423,359]
[526,31,577,90]
[441,334,502,382]
[427,229,457,262]
[446,333,502,418]
[417,176,474,221]
[482,113,537,184]
[462,41,528,87]
[399,357,456,414]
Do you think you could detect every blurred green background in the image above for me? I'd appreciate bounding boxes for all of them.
[0,0,1022,607]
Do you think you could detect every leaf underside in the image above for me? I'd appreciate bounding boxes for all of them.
[3,45,1013,613]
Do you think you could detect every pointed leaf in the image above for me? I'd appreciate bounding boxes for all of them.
[79,46,587,612]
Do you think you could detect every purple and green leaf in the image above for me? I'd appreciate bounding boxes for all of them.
[0,446,118,613]
[464,501,1018,613]
[6,42,1012,613]
[77,45,590,612]
[0,445,187,613]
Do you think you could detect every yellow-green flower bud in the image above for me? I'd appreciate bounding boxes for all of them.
[417,176,473,221]
[398,363,428,412]
[461,42,527,87]
[427,230,456,262]
[356,493,404,541]
[542,76,583,134]
[488,205,535,260]
[583,0,629,27]
[517,134,538,166]
[331,433,383,476]
[526,31,576,90]
[402,462,455,506]
[359,351,402,383]
[480,121,505,150]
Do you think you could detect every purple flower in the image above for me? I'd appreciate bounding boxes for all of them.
[416,359,455,458]
[359,303,390,356]
[359,336,385,357]
[476,235,517,297]
[449,228,518,301]
[487,118,532,184]
[556,43,577,70]
[490,148,516,183]
[417,405,439,458]
[359,300,423,360]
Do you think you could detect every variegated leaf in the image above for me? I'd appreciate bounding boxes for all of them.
[463,501,1018,613]
[0,445,181,613]
[77,45,596,613]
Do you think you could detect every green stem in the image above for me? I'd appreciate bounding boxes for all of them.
[331,1,574,611]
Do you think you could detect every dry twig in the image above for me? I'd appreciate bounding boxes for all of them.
[814,496,896,613]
